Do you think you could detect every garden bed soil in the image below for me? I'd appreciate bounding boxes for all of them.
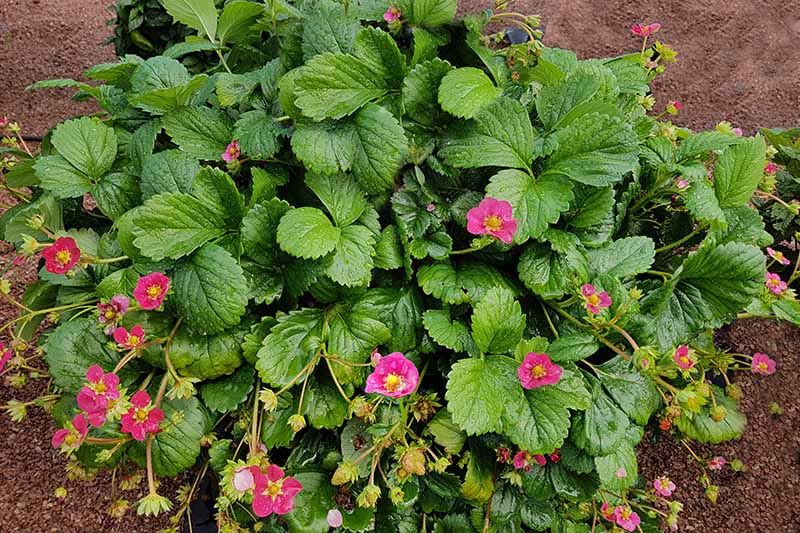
[1,0,800,531]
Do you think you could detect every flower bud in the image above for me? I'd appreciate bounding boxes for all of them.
[705,484,719,504]
[695,382,711,397]
[659,418,672,431]
[666,404,682,419]
[288,414,306,433]
[21,234,39,256]
[259,389,278,412]
[27,214,45,231]
[730,459,747,472]
[431,456,450,473]
[356,484,381,508]
[400,447,427,476]
[331,461,360,486]
[668,500,684,514]
[0,279,10,295]
[710,405,727,422]
[389,486,405,505]
[54,486,68,499]
[768,402,784,416]
[108,498,130,518]
[725,383,743,401]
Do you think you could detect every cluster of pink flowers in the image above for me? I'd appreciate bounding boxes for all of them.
[654,476,677,497]
[767,247,791,266]
[581,283,612,315]
[221,140,240,163]
[466,197,518,244]
[77,365,121,427]
[233,465,302,518]
[707,456,726,470]
[97,272,170,349]
[518,353,562,389]
[751,352,776,375]
[52,413,89,452]
[630,22,661,37]
[765,162,779,175]
[42,237,80,274]
[383,6,401,22]
[673,345,695,370]
[365,351,419,398]
[120,391,164,441]
[765,272,788,295]
[600,502,641,531]
[512,449,560,472]
[97,295,129,334]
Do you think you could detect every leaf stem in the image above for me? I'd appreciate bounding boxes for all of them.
[654,225,706,254]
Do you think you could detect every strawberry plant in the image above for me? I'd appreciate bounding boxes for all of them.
[1,2,797,531]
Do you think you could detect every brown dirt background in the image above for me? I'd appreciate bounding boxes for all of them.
[0,0,799,532]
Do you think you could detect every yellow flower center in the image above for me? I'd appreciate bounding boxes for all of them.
[531,364,547,378]
[774,252,785,261]
[769,278,780,287]
[679,356,691,366]
[758,362,768,371]
[146,285,162,299]
[384,373,405,393]
[483,215,503,232]
[134,408,149,422]
[64,433,77,446]
[128,335,140,346]
[621,509,631,520]
[104,310,116,319]
[587,294,600,306]
[55,250,71,265]
[266,480,283,499]
[94,382,107,394]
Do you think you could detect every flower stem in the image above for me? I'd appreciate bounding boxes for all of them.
[654,225,706,254]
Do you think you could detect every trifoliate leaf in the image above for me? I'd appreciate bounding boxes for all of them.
[277,207,341,259]
[445,355,518,435]
[163,107,233,160]
[439,97,537,170]
[306,173,368,227]
[713,136,767,207]
[486,169,574,243]
[51,117,117,179]
[172,243,248,335]
[438,67,501,119]
[471,287,525,354]
[586,236,655,278]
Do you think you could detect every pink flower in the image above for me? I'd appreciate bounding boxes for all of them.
[751,352,776,375]
[767,247,791,266]
[52,413,88,451]
[765,272,788,295]
[466,197,518,244]
[732,127,744,137]
[630,22,662,37]
[654,476,676,497]
[383,6,401,22]
[250,464,303,517]
[221,140,240,162]
[512,450,546,472]
[600,502,615,521]
[581,284,612,314]
[614,505,641,532]
[133,272,170,310]
[233,467,256,492]
[42,237,80,275]
[674,177,690,189]
[365,352,419,398]
[120,391,164,441]
[327,509,343,528]
[0,342,12,373]
[673,345,695,370]
[497,447,511,463]
[518,353,562,389]
[97,295,129,331]
[114,325,145,349]
[765,162,779,175]
[615,467,628,478]
[549,452,560,463]
[707,456,726,470]
[0,117,8,128]
[666,101,682,115]
[76,365,121,427]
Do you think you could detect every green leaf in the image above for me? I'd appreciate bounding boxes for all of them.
[356,287,421,353]
[34,155,92,199]
[131,193,227,260]
[260,392,296,448]
[51,117,117,179]
[147,396,209,477]
[423,309,471,352]
[503,368,591,453]
[547,333,598,363]
[217,0,264,46]
[216,72,259,107]
[710,207,772,247]
[439,97,536,170]
[403,58,453,126]
[486,169,574,243]
[535,74,600,130]
[172,243,248,335]
[233,110,281,160]
[594,428,640,490]
[277,207,341,259]
[241,198,290,265]
[326,224,376,287]
[543,112,639,186]
[597,356,660,425]
[462,445,495,503]
[92,172,140,220]
[163,107,233,160]
[374,225,404,270]
[676,388,746,443]
[685,174,726,227]
[293,53,388,120]
[417,261,517,305]
[170,326,243,379]
[445,355,517,435]
[303,375,349,429]
[399,0,457,27]
[571,381,630,456]
[130,56,190,94]
[568,185,615,229]
[302,0,360,60]
[642,242,765,350]
[586,236,655,278]
[161,0,218,42]
[140,150,199,200]
[200,364,255,412]
[517,241,588,299]
[306,173,367,227]
[353,26,407,84]
[426,409,466,454]
[350,103,408,193]
[471,287,525,354]
[327,296,391,365]
[285,473,336,533]
[256,308,325,387]
[438,67,500,119]
[676,131,740,162]
[43,318,138,393]
[291,120,356,175]
[713,136,767,207]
